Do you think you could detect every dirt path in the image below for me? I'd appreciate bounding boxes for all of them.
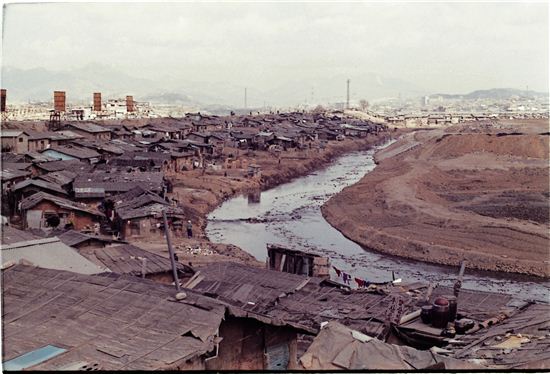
[322,121,550,277]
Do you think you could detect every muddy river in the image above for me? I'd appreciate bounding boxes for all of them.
[207,141,549,301]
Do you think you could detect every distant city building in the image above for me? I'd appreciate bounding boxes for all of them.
[422,96,430,106]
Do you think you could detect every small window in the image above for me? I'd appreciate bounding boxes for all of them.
[18,137,24,143]
[44,212,60,228]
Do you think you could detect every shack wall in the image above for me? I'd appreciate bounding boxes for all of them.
[121,217,183,240]
[206,317,297,370]
[1,134,28,154]
[24,200,98,231]
[206,317,265,370]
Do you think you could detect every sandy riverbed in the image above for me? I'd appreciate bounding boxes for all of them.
[322,120,550,277]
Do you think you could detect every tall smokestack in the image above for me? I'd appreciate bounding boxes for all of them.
[93,92,102,112]
[54,91,66,112]
[0,89,6,112]
[126,95,134,112]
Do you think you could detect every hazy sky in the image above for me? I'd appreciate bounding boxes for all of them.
[2,1,549,97]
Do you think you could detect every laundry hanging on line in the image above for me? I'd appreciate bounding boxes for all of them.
[333,266,371,288]
[342,272,351,285]
[355,277,371,288]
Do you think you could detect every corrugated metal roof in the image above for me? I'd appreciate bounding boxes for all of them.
[1,226,41,245]
[189,262,416,336]
[44,146,100,160]
[35,159,91,173]
[1,130,26,137]
[0,168,31,182]
[65,122,112,133]
[57,230,120,247]
[11,179,68,195]
[74,171,164,193]
[1,265,226,370]
[37,170,77,186]
[1,237,106,274]
[78,244,193,276]
[20,191,105,217]
[74,187,105,198]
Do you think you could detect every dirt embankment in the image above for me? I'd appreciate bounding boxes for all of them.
[135,132,398,268]
[174,134,396,237]
[322,122,550,277]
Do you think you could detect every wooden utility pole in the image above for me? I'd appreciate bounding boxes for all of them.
[163,210,180,291]
[454,261,467,297]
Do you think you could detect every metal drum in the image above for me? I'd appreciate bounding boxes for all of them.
[445,295,458,322]
[421,305,433,324]
[432,297,450,328]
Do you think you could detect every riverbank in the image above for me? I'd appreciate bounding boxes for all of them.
[321,121,550,277]
[133,131,399,267]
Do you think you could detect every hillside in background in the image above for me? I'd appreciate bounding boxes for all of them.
[4,64,546,108]
[2,64,426,108]
[432,88,548,100]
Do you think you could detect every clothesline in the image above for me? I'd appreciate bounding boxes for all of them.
[333,266,399,288]
[333,266,371,288]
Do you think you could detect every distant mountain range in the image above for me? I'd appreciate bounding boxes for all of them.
[3,64,546,109]
[431,88,548,100]
[1,64,428,108]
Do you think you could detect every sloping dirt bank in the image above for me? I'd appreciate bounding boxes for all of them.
[137,132,397,267]
[322,122,550,277]
[181,133,396,238]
